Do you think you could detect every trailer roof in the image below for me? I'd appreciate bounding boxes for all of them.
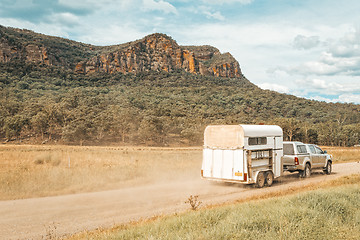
[240,124,283,137]
[204,124,282,148]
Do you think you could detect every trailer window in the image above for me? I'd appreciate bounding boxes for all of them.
[248,137,267,145]
[283,144,294,155]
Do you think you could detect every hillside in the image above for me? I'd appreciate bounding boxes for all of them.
[0,25,241,78]
[0,25,359,146]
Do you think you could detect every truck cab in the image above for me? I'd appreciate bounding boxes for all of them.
[305,144,332,175]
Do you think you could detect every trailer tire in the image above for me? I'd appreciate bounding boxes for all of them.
[323,161,332,175]
[256,172,265,188]
[265,171,274,187]
[301,163,311,178]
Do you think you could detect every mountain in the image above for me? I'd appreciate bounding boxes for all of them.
[0,25,359,146]
[0,26,241,78]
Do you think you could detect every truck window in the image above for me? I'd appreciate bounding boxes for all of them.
[308,145,316,154]
[283,144,294,155]
[249,137,267,145]
[297,145,307,154]
[315,146,323,154]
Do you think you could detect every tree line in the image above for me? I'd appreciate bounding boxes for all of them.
[1,62,360,146]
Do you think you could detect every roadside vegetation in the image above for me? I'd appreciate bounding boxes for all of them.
[67,174,360,240]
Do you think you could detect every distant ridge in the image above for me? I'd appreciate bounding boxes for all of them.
[0,25,242,78]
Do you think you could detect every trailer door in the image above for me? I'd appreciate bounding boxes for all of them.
[202,149,245,181]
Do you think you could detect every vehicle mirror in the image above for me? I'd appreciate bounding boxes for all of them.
[323,150,327,154]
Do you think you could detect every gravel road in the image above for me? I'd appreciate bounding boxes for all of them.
[1,162,359,240]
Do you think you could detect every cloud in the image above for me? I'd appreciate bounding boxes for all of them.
[58,0,112,9]
[201,0,254,5]
[328,29,360,58]
[0,0,93,23]
[280,28,360,78]
[293,35,320,50]
[203,11,225,21]
[310,94,360,104]
[75,24,148,46]
[258,83,289,93]
[0,17,71,38]
[295,78,360,96]
[337,94,360,104]
[293,61,341,76]
[49,12,80,26]
[310,95,332,103]
[142,0,177,14]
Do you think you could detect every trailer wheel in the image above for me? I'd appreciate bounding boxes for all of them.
[265,171,274,187]
[323,161,332,175]
[256,172,265,188]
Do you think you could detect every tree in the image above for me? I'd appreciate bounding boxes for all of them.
[31,112,48,139]
[3,115,28,141]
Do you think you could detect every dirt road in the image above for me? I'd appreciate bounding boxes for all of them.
[1,162,359,240]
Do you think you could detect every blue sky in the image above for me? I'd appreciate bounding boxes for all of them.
[1,0,360,104]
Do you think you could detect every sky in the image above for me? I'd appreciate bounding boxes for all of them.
[0,0,360,104]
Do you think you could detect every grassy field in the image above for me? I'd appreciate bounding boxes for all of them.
[324,146,360,163]
[68,174,360,240]
[0,145,358,200]
[0,145,201,200]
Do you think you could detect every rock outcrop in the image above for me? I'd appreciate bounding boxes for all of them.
[0,37,55,65]
[0,25,242,78]
[75,33,242,78]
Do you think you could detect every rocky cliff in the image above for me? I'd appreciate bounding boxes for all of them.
[0,25,242,78]
[75,34,242,78]
[0,38,54,65]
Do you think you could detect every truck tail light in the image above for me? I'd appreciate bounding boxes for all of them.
[295,157,299,165]
[201,169,204,177]
[244,173,247,181]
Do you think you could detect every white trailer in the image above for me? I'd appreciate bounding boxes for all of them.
[201,124,283,187]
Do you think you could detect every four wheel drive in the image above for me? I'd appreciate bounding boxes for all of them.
[305,144,332,176]
[282,141,332,177]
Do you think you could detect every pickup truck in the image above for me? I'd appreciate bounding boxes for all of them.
[282,141,332,177]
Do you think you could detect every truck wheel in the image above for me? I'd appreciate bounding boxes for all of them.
[323,161,332,175]
[256,172,265,188]
[302,163,311,178]
[265,171,274,187]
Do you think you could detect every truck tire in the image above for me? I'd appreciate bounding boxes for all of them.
[265,171,274,187]
[301,163,311,178]
[256,172,265,188]
[323,161,332,175]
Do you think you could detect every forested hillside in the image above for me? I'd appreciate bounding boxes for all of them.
[1,25,360,146]
[1,62,359,146]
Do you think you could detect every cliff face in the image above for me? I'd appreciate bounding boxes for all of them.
[0,41,54,65]
[75,34,242,78]
[0,26,242,78]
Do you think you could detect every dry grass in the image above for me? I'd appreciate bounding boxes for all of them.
[67,174,360,240]
[323,146,360,163]
[0,145,358,200]
[0,145,202,200]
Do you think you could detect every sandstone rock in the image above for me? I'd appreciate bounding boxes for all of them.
[0,40,53,65]
[78,33,242,78]
[0,25,243,78]
[25,44,51,65]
